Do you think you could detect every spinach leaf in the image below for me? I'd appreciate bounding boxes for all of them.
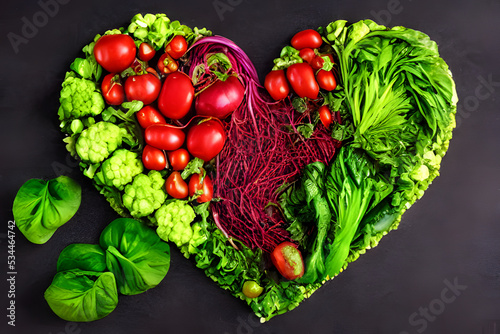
[12,176,81,244]
[57,244,107,273]
[44,270,118,322]
[99,218,171,295]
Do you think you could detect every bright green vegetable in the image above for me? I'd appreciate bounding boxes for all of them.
[12,176,81,244]
[94,149,143,191]
[75,121,123,164]
[70,34,102,81]
[122,170,166,218]
[99,218,171,295]
[57,244,107,273]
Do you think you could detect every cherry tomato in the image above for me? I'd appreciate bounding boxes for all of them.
[94,34,136,73]
[270,241,304,280]
[124,73,161,105]
[138,42,156,62]
[136,106,166,129]
[316,70,337,91]
[165,171,188,199]
[187,119,226,162]
[242,281,264,298]
[144,124,185,151]
[290,29,323,50]
[318,105,333,128]
[157,53,178,74]
[299,48,315,64]
[142,145,166,171]
[101,73,125,105]
[286,63,319,99]
[168,148,190,171]
[264,69,290,101]
[310,55,325,71]
[165,35,188,59]
[158,71,194,120]
[188,172,213,203]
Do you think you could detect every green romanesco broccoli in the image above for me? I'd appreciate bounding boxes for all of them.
[123,170,166,218]
[95,149,144,190]
[75,121,122,164]
[58,72,105,127]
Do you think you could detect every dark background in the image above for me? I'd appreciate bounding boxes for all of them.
[1,0,499,333]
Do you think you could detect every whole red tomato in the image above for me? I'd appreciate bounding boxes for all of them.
[310,55,325,71]
[142,145,166,171]
[264,69,290,101]
[136,106,166,129]
[286,63,319,99]
[290,29,323,50]
[144,124,185,151]
[94,34,136,73]
[167,148,190,171]
[165,35,188,59]
[124,73,161,105]
[316,70,337,91]
[186,119,226,162]
[139,42,156,62]
[270,242,304,280]
[165,171,188,199]
[318,105,333,128]
[101,73,125,105]
[158,72,194,120]
[188,172,213,203]
[299,48,315,64]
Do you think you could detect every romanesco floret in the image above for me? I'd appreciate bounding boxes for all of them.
[123,170,166,218]
[95,149,143,190]
[155,200,196,248]
[180,222,208,257]
[58,72,105,125]
[76,121,122,164]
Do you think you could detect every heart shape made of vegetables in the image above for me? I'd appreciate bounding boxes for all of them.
[56,13,457,322]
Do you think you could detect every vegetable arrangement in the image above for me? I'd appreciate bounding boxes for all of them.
[10,12,456,323]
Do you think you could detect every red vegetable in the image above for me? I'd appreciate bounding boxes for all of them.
[94,34,136,73]
[101,73,124,105]
[136,106,166,129]
[142,145,166,171]
[316,70,337,91]
[138,42,156,62]
[290,29,322,50]
[195,76,245,119]
[298,48,315,64]
[318,105,333,128]
[165,35,188,59]
[157,52,178,74]
[310,55,324,71]
[188,172,213,203]
[286,63,319,99]
[124,73,161,105]
[186,119,226,162]
[167,148,190,171]
[165,171,188,199]
[144,124,185,151]
[270,242,304,280]
[264,69,290,101]
[158,71,194,120]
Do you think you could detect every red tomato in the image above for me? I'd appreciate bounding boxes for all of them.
[310,55,325,71]
[299,48,315,64]
[316,70,337,91]
[142,145,166,170]
[188,172,213,203]
[270,242,304,280]
[124,73,161,105]
[286,63,319,99]
[101,73,125,105]
[94,34,136,73]
[195,76,245,119]
[136,106,166,129]
[318,105,333,128]
[157,71,194,120]
[187,119,226,162]
[167,148,190,171]
[165,171,188,199]
[264,69,290,101]
[139,42,156,62]
[144,124,185,151]
[157,53,178,74]
[290,29,323,50]
[165,35,188,59]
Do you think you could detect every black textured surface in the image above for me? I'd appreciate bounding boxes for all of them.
[1,0,499,333]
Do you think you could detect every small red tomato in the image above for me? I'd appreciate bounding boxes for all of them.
[310,55,325,71]
[165,171,188,199]
[188,172,213,203]
[270,242,304,280]
[157,53,178,74]
[318,105,333,128]
[316,70,337,91]
[291,29,323,50]
[101,73,125,105]
[165,35,188,59]
[142,145,166,170]
[157,71,194,120]
[286,63,319,99]
[264,69,290,101]
[187,119,226,162]
[94,34,137,73]
[299,48,315,64]
[124,73,161,105]
[167,148,190,171]
[144,124,185,151]
[136,106,166,129]
[138,42,156,62]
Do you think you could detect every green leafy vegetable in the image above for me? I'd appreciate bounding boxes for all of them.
[57,244,107,273]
